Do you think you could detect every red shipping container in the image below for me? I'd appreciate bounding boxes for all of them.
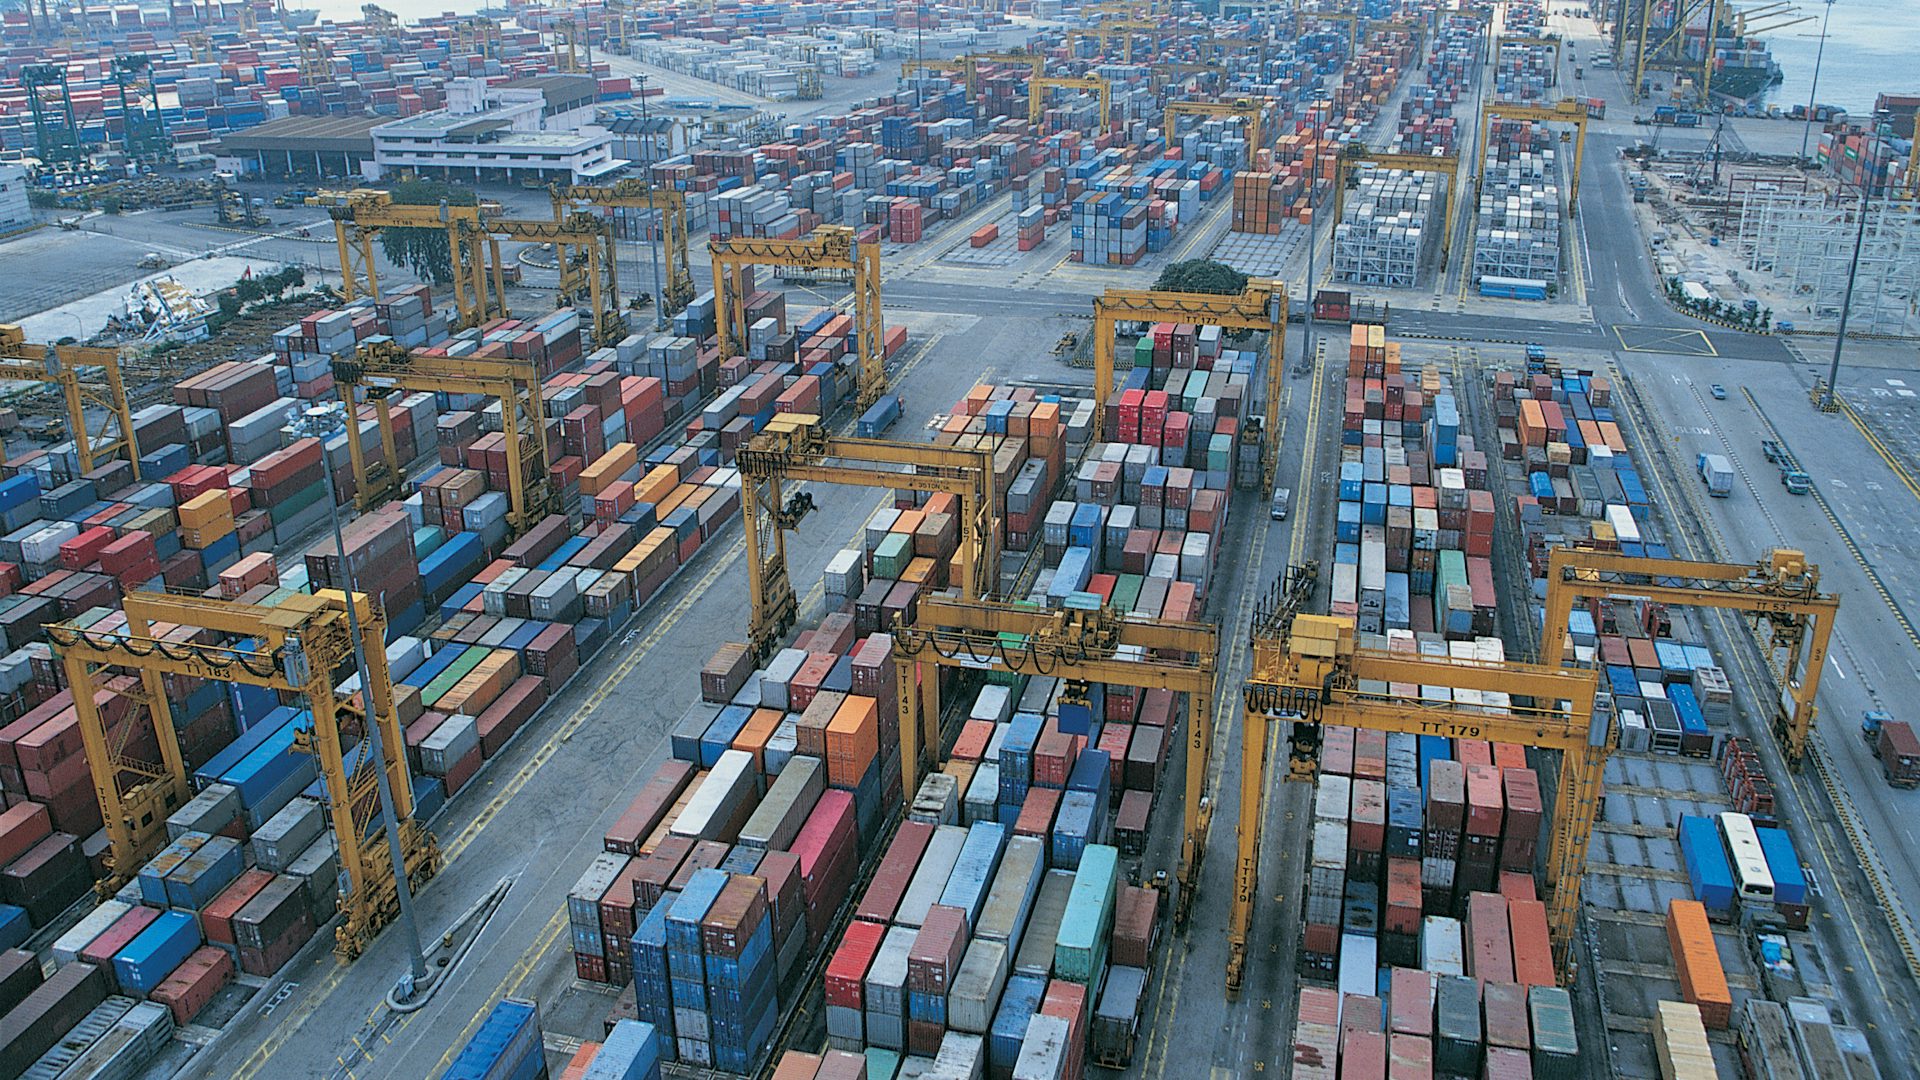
[951,720,994,763]
[1496,871,1536,903]
[1465,892,1514,985]
[0,802,50,866]
[204,869,274,951]
[1464,764,1504,837]
[82,905,161,986]
[1014,787,1061,840]
[855,821,932,926]
[1388,1032,1433,1080]
[825,919,886,1009]
[1341,1028,1385,1079]
[1388,967,1434,1036]
[1507,898,1554,990]
[149,946,234,1025]
[1039,979,1089,1080]
[1383,858,1422,937]
[1482,981,1530,1049]
[1349,778,1386,853]
[604,759,697,855]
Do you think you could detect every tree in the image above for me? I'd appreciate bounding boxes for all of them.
[216,291,242,318]
[1152,258,1248,296]
[234,276,265,306]
[377,180,478,285]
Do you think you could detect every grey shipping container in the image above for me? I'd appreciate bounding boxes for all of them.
[947,938,1010,1035]
[974,836,1044,946]
[895,825,967,929]
[1434,975,1483,1077]
[1527,985,1578,1078]
[1091,964,1148,1068]
[864,925,917,1052]
[1011,1013,1071,1080]
[1014,871,1075,979]
[738,756,824,851]
[18,995,132,1080]
[252,797,324,872]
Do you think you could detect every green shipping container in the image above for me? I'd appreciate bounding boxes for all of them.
[414,526,446,558]
[1207,433,1233,473]
[872,533,914,580]
[865,1047,901,1080]
[268,480,329,525]
[1111,574,1142,614]
[1054,844,1119,984]
[1133,338,1154,369]
[422,646,488,707]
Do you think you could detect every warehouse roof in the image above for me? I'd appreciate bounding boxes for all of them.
[498,74,601,114]
[217,115,383,155]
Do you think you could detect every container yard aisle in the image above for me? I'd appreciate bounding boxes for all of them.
[180,313,1020,1080]
[1620,355,1920,1069]
[1125,325,1329,1079]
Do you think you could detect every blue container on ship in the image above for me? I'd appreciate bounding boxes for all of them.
[666,870,729,1013]
[195,706,305,787]
[113,910,201,996]
[998,712,1043,809]
[221,715,319,810]
[0,905,28,950]
[1066,750,1110,808]
[402,643,467,687]
[163,833,244,910]
[699,706,753,767]
[939,822,1009,931]
[1051,789,1098,869]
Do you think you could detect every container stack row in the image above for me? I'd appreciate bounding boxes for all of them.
[1472,123,1562,288]
[1332,172,1441,288]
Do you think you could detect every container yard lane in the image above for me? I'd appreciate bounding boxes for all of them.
[185,314,1011,1080]
[1617,353,1920,1068]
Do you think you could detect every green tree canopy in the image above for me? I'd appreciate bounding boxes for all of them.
[1152,258,1248,295]
[377,180,479,285]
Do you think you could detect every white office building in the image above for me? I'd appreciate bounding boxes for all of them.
[369,75,627,184]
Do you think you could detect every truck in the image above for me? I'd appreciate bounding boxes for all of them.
[1761,440,1810,494]
[1871,717,1920,788]
[1309,289,1390,326]
[1697,453,1734,497]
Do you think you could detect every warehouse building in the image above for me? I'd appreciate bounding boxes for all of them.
[367,75,626,184]
[0,164,30,232]
[213,116,383,181]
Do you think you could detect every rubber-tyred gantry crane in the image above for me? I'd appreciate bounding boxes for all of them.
[891,595,1218,916]
[1162,97,1266,152]
[1334,144,1462,267]
[552,181,697,313]
[1233,567,1608,993]
[1091,281,1288,493]
[734,414,996,663]
[1539,547,1838,768]
[1476,99,1589,209]
[49,591,437,957]
[310,190,497,331]
[710,226,887,409]
[1028,76,1112,130]
[0,325,139,478]
[332,341,556,538]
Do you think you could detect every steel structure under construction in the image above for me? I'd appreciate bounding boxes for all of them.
[1737,193,1920,337]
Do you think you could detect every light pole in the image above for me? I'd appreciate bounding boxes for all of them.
[1822,135,1881,411]
[636,73,666,332]
[291,404,430,997]
[1798,0,1835,162]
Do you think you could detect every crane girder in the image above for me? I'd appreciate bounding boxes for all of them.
[710,227,887,409]
[893,595,1218,918]
[1163,99,1266,149]
[734,415,996,666]
[48,591,436,957]
[1029,76,1113,129]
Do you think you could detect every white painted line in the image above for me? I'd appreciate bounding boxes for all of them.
[1831,656,1848,680]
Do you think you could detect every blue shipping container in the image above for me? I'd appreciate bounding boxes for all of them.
[584,1019,664,1080]
[113,910,201,996]
[444,998,544,1080]
[1677,814,1736,915]
[1755,827,1807,906]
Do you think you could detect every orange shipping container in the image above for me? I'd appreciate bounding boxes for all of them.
[732,708,784,772]
[558,1042,603,1080]
[1507,898,1555,989]
[1665,899,1732,1029]
[634,465,680,506]
[825,694,880,787]
[580,444,639,496]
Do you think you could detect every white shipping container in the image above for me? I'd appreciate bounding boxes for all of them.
[974,836,1044,946]
[824,548,864,597]
[896,824,968,928]
[761,648,807,711]
[970,685,1012,724]
[51,900,131,967]
[671,749,759,842]
[420,714,479,776]
[21,522,81,565]
[1421,915,1465,976]
[947,938,1010,1034]
[1011,1014,1071,1080]
[864,925,917,1050]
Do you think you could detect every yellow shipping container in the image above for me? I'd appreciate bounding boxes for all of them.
[178,490,234,531]
[634,465,680,507]
[579,443,639,497]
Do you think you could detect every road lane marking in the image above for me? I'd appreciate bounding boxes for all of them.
[1836,397,1920,505]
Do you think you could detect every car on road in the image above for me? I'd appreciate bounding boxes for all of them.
[1271,487,1291,520]
[1710,384,1727,399]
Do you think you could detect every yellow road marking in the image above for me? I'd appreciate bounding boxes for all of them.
[1613,326,1715,356]
[1836,397,1920,504]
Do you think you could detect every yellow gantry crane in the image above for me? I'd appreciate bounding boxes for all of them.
[485,212,626,347]
[734,415,997,664]
[1539,547,1838,768]
[1028,76,1113,130]
[310,190,497,332]
[1163,98,1267,152]
[709,226,887,409]
[0,325,139,478]
[312,191,627,347]
[1366,18,1428,56]
[332,341,556,536]
[1091,280,1288,493]
[1068,18,1163,63]
[1622,0,1720,104]
[1477,99,1589,209]
[892,595,1218,916]
[964,50,1046,97]
[49,591,437,958]
[1235,582,1608,992]
[552,181,698,313]
[1334,145,1462,267]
